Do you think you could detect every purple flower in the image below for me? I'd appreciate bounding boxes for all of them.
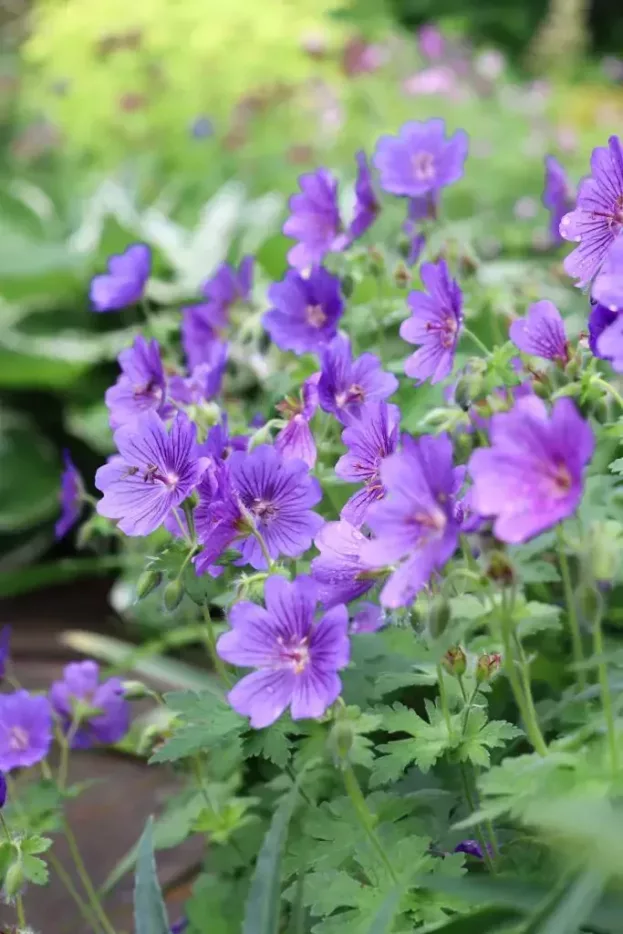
[595,311,623,372]
[350,602,385,634]
[194,445,323,573]
[418,24,445,60]
[181,305,222,371]
[400,260,463,384]
[55,451,83,539]
[335,401,401,527]
[217,575,349,728]
[263,268,344,356]
[349,150,380,241]
[90,243,151,312]
[454,840,486,859]
[170,920,188,934]
[543,155,574,247]
[402,195,436,266]
[105,336,170,429]
[49,661,129,749]
[200,257,254,330]
[592,236,623,311]
[169,343,228,405]
[0,690,53,772]
[318,334,398,423]
[95,412,202,537]
[0,626,11,681]
[190,115,213,139]
[588,303,618,359]
[275,374,320,468]
[0,772,6,809]
[560,136,623,287]
[283,168,347,270]
[311,520,380,608]
[361,434,463,609]
[468,396,594,544]
[373,119,468,198]
[509,300,569,364]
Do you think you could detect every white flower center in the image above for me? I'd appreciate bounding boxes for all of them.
[306,304,327,328]
[9,726,29,750]
[412,151,436,182]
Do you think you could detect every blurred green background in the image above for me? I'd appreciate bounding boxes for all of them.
[1,0,623,590]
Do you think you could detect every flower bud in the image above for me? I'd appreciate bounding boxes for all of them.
[575,582,603,622]
[328,718,355,763]
[121,680,151,700]
[443,646,467,678]
[163,579,184,612]
[427,596,451,639]
[476,652,501,683]
[486,551,516,587]
[585,520,622,586]
[393,262,411,288]
[453,360,487,411]
[4,859,25,898]
[136,569,162,601]
[367,246,384,276]
[341,273,354,298]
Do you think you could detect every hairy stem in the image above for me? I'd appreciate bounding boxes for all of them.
[462,326,491,358]
[593,598,619,774]
[63,820,118,934]
[458,762,496,873]
[556,526,586,690]
[499,595,548,757]
[202,603,232,687]
[342,764,398,884]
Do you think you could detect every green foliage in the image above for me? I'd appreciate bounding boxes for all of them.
[134,818,170,934]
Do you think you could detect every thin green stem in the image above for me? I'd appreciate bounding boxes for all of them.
[556,526,586,690]
[499,595,548,757]
[16,893,26,928]
[63,820,117,934]
[48,849,106,934]
[462,326,491,358]
[436,664,453,739]
[342,764,398,884]
[513,634,547,758]
[593,598,619,774]
[57,718,80,792]
[458,762,496,874]
[202,604,233,686]
[592,376,623,410]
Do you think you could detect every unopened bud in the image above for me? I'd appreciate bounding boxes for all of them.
[136,569,162,600]
[138,723,171,757]
[476,652,502,683]
[367,246,384,276]
[121,680,151,700]
[453,360,487,411]
[428,596,451,640]
[575,582,603,622]
[341,273,354,298]
[163,578,184,612]
[443,646,467,678]
[486,551,516,587]
[329,719,355,762]
[248,421,275,451]
[393,263,411,288]
[4,859,25,898]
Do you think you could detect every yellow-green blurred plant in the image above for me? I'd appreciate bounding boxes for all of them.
[23,0,350,165]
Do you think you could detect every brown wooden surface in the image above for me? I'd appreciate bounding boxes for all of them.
[0,579,203,934]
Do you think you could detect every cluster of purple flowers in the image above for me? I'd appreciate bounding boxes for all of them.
[0,633,130,773]
[57,119,620,734]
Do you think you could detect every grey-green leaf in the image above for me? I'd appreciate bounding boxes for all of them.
[243,782,301,934]
[134,817,170,934]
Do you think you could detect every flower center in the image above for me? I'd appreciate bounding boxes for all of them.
[276,396,302,419]
[251,498,277,522]
[306,304,327,328]
[9,726,29,751]
[134,380,162,402]
[412,505,447,532]
[336,383,365,408]
[278,637,311,674]
[549,462,572,497]
[142,463,179,487]
[426,315,457,348]
[412,151,436,182]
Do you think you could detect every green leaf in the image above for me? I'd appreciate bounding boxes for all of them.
[420,906,521,933]
[21,853,49,886]
[363,884,403,934]
[21,834,52,856]
[521,872,604,934]
[0,410,60,532]
[133,817,170,934]
[246,720,295,767]
[150,691,245,764]
[243,782,302,934]
[609,457,623,475]
[460,713,523,768]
